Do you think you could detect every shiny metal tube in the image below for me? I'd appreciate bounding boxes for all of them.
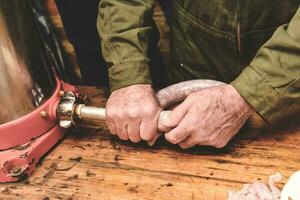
[75,105,106,121]
[0,0,56,124]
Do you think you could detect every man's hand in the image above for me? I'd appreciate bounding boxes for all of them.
[164,84,254,149]
[106,84,162,143]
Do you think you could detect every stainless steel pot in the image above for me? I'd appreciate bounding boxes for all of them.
[0,0,56,124]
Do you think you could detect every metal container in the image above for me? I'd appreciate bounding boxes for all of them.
[0,0,56,124]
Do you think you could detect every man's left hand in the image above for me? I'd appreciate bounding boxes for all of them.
[164,84,254,149]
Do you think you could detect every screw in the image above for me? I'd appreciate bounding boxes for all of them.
[10,166,26,178]
[40,111,48,118]
[10,167,22,175]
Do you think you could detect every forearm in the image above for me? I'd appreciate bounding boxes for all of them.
[231,6,300,122]
[97,0,158,91]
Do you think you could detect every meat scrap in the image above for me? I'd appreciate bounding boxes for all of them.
[228,173,282,200]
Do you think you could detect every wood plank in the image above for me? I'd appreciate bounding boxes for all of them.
[1,86,300,200]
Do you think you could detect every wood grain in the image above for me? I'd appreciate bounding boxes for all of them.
[1,87,300,200]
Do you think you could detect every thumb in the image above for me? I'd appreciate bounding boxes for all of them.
[163,99,192,129]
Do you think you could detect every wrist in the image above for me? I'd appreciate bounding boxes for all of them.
[228,85,255,116]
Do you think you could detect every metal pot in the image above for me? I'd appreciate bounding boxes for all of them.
[0,0,79,183]
[0,0,56,124]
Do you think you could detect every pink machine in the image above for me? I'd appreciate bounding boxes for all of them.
[0,1,223,183]
[0,1,100,182]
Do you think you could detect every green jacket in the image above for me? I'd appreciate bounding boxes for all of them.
[98,0,300,123]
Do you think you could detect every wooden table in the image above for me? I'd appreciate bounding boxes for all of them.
[1,87,300,200]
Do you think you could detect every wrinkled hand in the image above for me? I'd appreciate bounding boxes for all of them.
[106,84,162,143]
[164,84,254,149]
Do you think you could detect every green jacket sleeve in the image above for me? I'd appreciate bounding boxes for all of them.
[97,0,158,92]
[231,7,300,122]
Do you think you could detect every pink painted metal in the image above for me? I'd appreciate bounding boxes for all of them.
[0,125,64,182]
[0,77,77,182]
[0,78,60,150]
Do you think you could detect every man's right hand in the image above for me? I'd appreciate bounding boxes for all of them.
[106,84,162,143]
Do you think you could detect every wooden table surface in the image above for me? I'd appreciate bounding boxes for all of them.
[1,87,300,200]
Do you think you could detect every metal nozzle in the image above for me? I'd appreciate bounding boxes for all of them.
[56,91,107,128]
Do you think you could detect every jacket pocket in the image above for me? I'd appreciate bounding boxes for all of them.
[169,0,244,83]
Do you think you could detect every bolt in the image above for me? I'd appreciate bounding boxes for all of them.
[11,167,22,175]
[40,111,48,118]
[10,166,27,178]
[59,90,65,97]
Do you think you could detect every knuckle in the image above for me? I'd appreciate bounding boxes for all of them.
[144,110,155,118]
[143,106,157,116]
[127,110,139,119]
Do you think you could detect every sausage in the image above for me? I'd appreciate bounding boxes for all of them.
[156,79,225,132]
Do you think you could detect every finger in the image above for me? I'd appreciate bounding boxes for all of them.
[106,121,117,135]
[165,98,193,128]
[165,116,192,144]
[179,135,199,149]
[147,133,161,146]
[209,127,239,148]
[210,135,230,148]
[157,111,172,132]
[140,119,158,141]
[127,121,141,143]
[197,139,210,147]
[213,142,227,149]
[116,123,129,141]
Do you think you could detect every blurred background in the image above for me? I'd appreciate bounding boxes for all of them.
[33,0,170,89]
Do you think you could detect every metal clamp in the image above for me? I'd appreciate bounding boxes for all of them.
[56,91,77,128]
